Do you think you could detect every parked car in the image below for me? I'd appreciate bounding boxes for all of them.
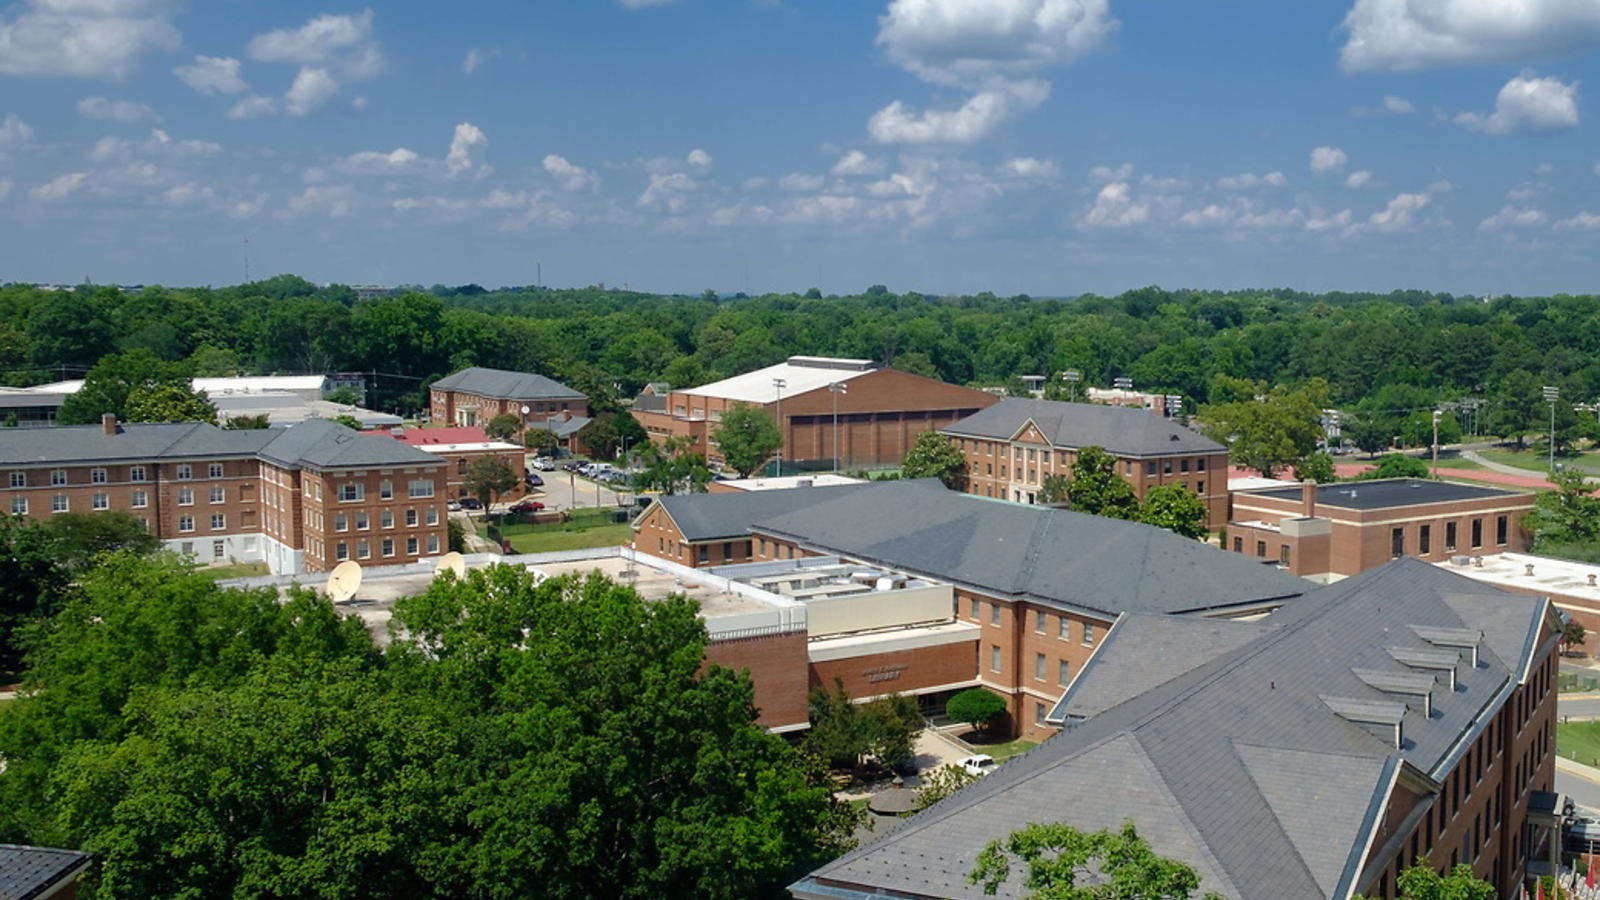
[533,457,556,471]
[459,497,482,510]
[509,500,545,514]
[525,473,544,487]
[561,461,585,473]
[957,754,996,777]
[446,499,461,512]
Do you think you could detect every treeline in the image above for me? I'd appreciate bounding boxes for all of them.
[7,275,1600,421]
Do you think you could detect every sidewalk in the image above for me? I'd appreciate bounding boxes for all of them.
[1558,755,1600,785]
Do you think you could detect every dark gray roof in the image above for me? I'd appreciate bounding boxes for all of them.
[1245,477,1529,510]
[943,398,1224,458]
[631,392,667,412]
[0,392,69,409]
[654,483,869,542]
[0,844,91,900]
[430,366,584,401]
[798,559,1550,900]
[527,414,591,439]
[257,419,442,470]
[753,481,1307,618]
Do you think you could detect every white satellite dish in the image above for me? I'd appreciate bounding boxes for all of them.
[436,551,466,579]
[520,405,530,415]
[326,560,363,603]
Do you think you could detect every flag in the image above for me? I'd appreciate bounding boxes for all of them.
[1588,854,1596,891]
[1536,876,1544,900]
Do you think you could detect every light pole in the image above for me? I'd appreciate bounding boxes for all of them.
[772,377,787,477]
[829,381,848,472]
[1431,409,1441,479]
[1544,385,1560,472]
[1059,369,1081,402]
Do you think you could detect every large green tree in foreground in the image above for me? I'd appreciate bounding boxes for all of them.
[712,403,783,477]
[970,821,1224,900]
[900,430,967,487]
[1198,376,1329,478]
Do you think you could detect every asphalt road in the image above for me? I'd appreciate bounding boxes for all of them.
[1559,764,1600,814]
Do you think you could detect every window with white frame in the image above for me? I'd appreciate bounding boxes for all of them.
[178,488,193,506]
[379,480,393,500]
[335,513,348,531]
[407,479,435,499]
[210,513,225,530]
[357,540,370,559]
[1034,652,1046,681]
[131,490,147,508]
[90,467,106,484]
[425,506,438,526]
[129,465,146,482]
[1059,660,1071,686]
[92,492,108,510]
[176,464,192,480]
[1083,622,1095,645]
[51,494,67,512]
[212,540,225,559]
[208,463,223,479]
[8,471,23,488]
[989,603,1000,627]
[10,497,25,515]
[405,508,418,527]
[381,510,394,529]
[339,483,363,502]
[426,534,439,554]
[50,469,66,486]
[178,515,195,532]
[336,542,348,561]
[356,512,369,530]
[208,486,223,503]
[406,537,418,555]
[1058,616,1070,640]
[990,645,1001,672]
[382,538,394,557]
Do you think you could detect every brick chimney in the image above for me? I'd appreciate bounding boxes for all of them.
[101,413,118,436]
[1301,479,1317,519]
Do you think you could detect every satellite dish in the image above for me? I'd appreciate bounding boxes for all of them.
[436,551,466,579]
[520,405,530,415]
[326,560,363,603]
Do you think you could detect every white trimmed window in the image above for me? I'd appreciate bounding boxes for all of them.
[131,490,148,508]
[425,506,438,526]
[178,488,194,506]
[10,497,26,515]
[176,464,192,480]
[50,469,67,486]
[379,480,393,500]
[1034,652,1046,681]
[213,540,225,559]
[179,515,195,532]
[129,465,146,482]
[1058,616,1070,640]
[356,512,369,530]
[209,486,225,504]
[990,645,1001,672]
[8,471,23,488]
[1059,660,1071,686]
[335,513,348,532]
[339,483,363,502]
[405,508,418,527]
[426,534,439,554]
[92,491,108,510]
[210,513,225,530]
[381,538,395,557]
[406,537,418,555]
[357,540,370,559]
[407,479,434,499]
[380,510,394,529]
[1083,623,1095,645]
[51,494,67,513]
[90,467,107,484]
[336,542,348,561]
[208,463,224,479]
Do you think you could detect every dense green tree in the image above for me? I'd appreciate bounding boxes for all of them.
[524,428,560,455]
[485,412,522,441]
[0,516,71,680]
[1138,484,1208,539]
[900,430,967,487]
[123,381,217,424]
[330,413,364,430]
[1355,864,1494,900]
[186,343,242,376]
[222,412,271,429]
[1293,451,1337,483]
[462,455,519,515]
[634,435,711,495]
[1063,446,1139,520]
[970,821,1225,900]
[1525,469,1600,549]
[324,385,364,406]
[1492,369,1543,448]
[1361,453,1432,480]
[577,410,648,462]
[801,679,921,770]
[712,403,783,477]
[36,511,160,574]
[57,349,194,425]
[914,764,979,811]
[946,687,1007,733]
[1198,377,1328,477]
[1039,473,1070,504]
[1343,415,1392,455]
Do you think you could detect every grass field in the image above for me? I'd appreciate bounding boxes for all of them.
[503,523,633,554]
[200,561,270,579]
[1557,722,1600,766]
[960,736,1038,763]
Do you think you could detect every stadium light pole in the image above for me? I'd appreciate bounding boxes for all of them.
[1544,385,1560,472]
[773,377,787,477]
[829,381,848,472]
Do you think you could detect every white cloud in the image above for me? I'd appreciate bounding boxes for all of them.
[638,171,698,213]
[445,123,488,176]
[282,183,356,218]
[283,67,339,116]
[778,173,826,191]
[0,178,11,200]
[1345,170,1373,188]
[1364,191,1430,231]
[1089,162,1132,182]
[1478,205,1548,230]
[868,80,1048,144]
[32,171,86,202]
[1310,146,1348,174]
[1305,208,1353,232]
[461,47,498,74]
[339,146,422,175]
[174,55,247,95]
[998,156,1058,179]
[248,9,375,66]
[1455,72,1580,135]
[1216,171,1287,190]
[0,113,34,145]
[89,128,218,163]
[832,150,884,176]
[543,154,598,190]
[1556,211,1600,230]
[1383,94,1414,114]
[1079,181,1148,229]
[876,0,1118,86]
[1340,0,1600,72]
[0,0,180,79]
[686,148,713,168]
[76,95,157,122]
[227,95,278,120]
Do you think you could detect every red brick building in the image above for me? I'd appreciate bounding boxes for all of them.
[1228,478,1535,581]
[428,367,589,453]
[942,397,1232,529]
[372,425,527,501]
[631,356,998,471]
[1,416,447,574]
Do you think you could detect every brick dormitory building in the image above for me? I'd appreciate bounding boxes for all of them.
[941,397,1232,530]
[1,416,448,574]
[634,478,1308,741]
[428,366,591,453]
[630,356,999,471]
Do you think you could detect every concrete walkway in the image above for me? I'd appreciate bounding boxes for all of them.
[453,513,501,554]
[1461,449,1541,477]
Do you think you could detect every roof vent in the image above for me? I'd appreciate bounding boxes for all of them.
[1589,573,1596,588]
[1412,625,1483,667]
[1387,646,1460,690]
[1525,563,1535,577]
[1322,695,1406,748]
[1353,668,1436,717]
[1169,433,1180,441]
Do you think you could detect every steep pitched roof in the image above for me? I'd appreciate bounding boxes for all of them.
[797,559,1551,900]
[258,419,443,470]
[943,398,1224,458]
[430,366,584,401]
[652,482,869,542]
[0,844,92,899]
[753,481,1306,617]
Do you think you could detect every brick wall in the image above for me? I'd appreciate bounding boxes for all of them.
[705,629,810,731]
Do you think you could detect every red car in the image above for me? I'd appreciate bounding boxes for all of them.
[509,500,545,514]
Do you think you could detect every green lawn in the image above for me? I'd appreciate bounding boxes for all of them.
[1557,722,1600,767]
[965,737,1038,763]
[1476,447,1581,474]
[503,523,634,554]
[200,561,270,580]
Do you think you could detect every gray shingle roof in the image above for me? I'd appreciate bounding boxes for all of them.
[654,483,869,542]
[798,559,1549,900]
[257,419,442,469]
[430,366,584,401]
[753,481,1307,617]
[942,398,1225,458]
[0,844,91,900]
[0,420,437,471]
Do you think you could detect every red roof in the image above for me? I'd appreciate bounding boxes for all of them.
[369,426,493,446]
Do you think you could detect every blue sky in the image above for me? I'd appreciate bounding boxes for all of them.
[1,0,1598,296]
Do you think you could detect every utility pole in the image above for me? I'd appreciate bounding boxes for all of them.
[1431,409,1441,479]
[772,377,786,477]
[1060,369,1081,402]
[1544,385,1560,472]
[829,381,848,471]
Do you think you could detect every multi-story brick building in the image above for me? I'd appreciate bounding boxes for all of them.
[941,397,1232,529]
[631,356,998,471]
[1,416,447,574]
[1228,478,1535,581]
[372,425,527,501]
[634,479,1308,740]
[793,558,1564,900]
[428,367,589,441]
